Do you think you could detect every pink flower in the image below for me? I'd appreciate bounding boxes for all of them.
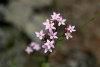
[51,12,60,21]
[25,46,33,54]
[58,17,66,26]
[43,19,56,31]
[25,42,41,54]
[42,40,54,53]
[65,32,72,40]
[67,25,76,33]
[42,44,52,53]
[35,30,45,40]
[43,19,50,29]
[48,30,58,39]
[46,40,54,48]
[30,42,40,51]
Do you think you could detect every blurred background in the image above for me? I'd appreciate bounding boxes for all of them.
[0,0,100,67]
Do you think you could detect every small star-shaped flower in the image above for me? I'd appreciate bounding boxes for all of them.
[46,40,54,48]
[25,46,33,54]
[58,17,66,26]
[43,19,56,31]
[30,42,40,51]
[35,30,45,40]
[67,25,76,33]
[51,12,60,21]
[48,30,58,39]
[42,40,54,53]
[43,19,50,30]
[65,32,72,40]
[42,44,52,53]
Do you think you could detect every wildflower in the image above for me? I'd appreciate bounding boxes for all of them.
[26,12,76,54]
[35,30,45,40]
[48,30,58,39]
[67,25,76,33]
[42,40,54,53]
[43,19,56,31]
[65,32,72,40]
[43,19,50,30]
[58,17,66,26]
[30,42,40,51]
[25,46,33,54]
[46,40,54,48]
[51,12,60,21]
[42,44,52,53]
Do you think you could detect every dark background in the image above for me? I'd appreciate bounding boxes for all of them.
[0,0,100,67]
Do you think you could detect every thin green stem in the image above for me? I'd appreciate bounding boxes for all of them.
[81,13,100,29]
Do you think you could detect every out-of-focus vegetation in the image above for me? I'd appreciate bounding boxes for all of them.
[0,0,100,67]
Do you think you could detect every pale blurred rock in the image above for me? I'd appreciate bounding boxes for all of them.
[3,0,52,42]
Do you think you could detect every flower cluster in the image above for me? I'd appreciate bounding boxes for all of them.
[25,12,76,54]
[25,42,40,54]
[65,25,76,39]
